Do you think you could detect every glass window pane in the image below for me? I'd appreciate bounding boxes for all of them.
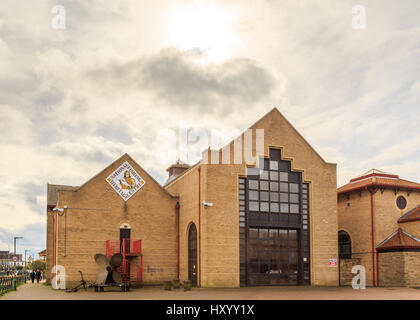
[279,229,288,241]
[270,161,278,170]
[249,228,258,238]
[260,170,269,180]
[280,183,288,192]
[290,183,299,193]
[270,202,279,212]
[261,202,269,212]
[269,229,278,238]
[290,204,299,213]
[279,172,289,182]
[260,191,269,201]
[280,203,289,213]
[280,193,288,202]
[290,194,299,203]
[270,171,278,181]
[270,182,279,191]
[270,192,279,202]
[259,228,269,239]
[249,190,258,200]
[260,181,269,190]
[249,201,259,211]
[248,180,258,189]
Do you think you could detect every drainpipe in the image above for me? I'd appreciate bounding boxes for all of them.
[198,167,201,288]
[56,210,59,270]
[367,188,376,287]
[175,202,180,280]
[376,250,380,286]
[52,210,56,274]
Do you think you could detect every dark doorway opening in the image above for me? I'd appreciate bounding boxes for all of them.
[120,228,131,253]
[188,223,198,287]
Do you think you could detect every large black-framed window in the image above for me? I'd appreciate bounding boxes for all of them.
[239,148,310,286]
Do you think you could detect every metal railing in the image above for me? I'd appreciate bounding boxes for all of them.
[0,275,27,295]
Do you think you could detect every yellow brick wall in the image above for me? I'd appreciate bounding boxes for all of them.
[338,190,376,286]
[374,190,420,244]
[46,154,178,287]
[166,109,339,287]
[377,252,405,287]
[338,187,420,287]
[403,252,420,287]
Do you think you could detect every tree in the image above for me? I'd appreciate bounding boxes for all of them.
[29,260,46,271]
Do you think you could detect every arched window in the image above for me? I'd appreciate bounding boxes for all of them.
[338,231,352,259]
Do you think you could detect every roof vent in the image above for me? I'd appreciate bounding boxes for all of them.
[164,160,190,185]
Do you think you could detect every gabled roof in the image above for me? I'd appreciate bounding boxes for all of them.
[165,107,335,188]
[78,153,177,198]
[48,154,177,207]
[338,169,420,194]
[376,228,420,251]
[398,205,420,224]
[47,184,78,207]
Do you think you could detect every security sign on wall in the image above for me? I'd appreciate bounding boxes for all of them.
[106,161,146,201]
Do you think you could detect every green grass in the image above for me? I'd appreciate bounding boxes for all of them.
[0,280,26,296]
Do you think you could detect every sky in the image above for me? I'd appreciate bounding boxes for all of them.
[0,0,420,258]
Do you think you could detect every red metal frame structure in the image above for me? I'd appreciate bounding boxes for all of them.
[106,239,143,285]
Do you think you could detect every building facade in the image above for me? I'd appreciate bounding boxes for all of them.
[46,108,339,287]
[338,170,420,287]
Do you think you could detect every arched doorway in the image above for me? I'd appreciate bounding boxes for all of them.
[338,230,352,259]
[188,223,198,287]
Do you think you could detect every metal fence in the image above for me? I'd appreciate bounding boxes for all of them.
[0,275,27,294]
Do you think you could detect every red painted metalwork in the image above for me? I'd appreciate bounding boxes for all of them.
[368,188,376,287]
[106,239,143,285]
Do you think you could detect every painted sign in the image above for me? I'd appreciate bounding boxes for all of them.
[105,161,146,201]
[329,259,337,267]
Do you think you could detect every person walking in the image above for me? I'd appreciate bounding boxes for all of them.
[35,269,41,283]
[30,270,35,283]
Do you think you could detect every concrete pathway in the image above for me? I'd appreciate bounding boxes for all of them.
[2,282,420,300]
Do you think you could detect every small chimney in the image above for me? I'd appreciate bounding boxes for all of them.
[165,160,190,185]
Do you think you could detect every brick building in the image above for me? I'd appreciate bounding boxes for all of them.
[46,108,339,287]
[338,169,420,287]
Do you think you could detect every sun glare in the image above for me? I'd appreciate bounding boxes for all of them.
[167,6,238,63]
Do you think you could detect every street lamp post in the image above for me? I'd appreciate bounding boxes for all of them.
[13,236,23,269]
[24,250,30,270]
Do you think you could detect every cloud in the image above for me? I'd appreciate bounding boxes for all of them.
[88,48,276,112]
[0,223,46,258]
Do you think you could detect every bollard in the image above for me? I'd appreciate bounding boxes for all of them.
[13,279,17,290]
[172,279,181,289]
[183,280,191,291]
[164,281,172,291]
